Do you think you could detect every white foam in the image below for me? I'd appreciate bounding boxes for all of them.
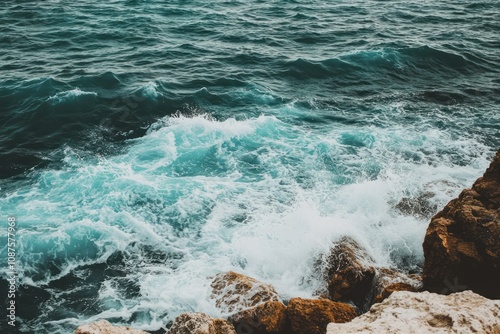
[47,88,97,103]
[141,81,160,98]
[0,111,494,332]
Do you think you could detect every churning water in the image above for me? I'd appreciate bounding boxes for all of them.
[0,1,499,333]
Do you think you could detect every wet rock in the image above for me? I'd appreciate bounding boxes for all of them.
[228,300,287,334]
[168,313,236,334]
[287,298,357,334]
[211,271,281,313]
[373,268,422,303]
[75,320,147,334]
[374,282,419,303]
[327,290,500,334]
[319,237,377,310]
[396,191,437,219]
[423,150,500,298]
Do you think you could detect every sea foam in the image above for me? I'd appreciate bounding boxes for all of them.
[0,111,492,332]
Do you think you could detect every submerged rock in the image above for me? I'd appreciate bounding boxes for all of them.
[211,271,281,313]
[168,313,236,334]
[74,320,147,334]
[327,290,500,334]
[395,191,437,219]
[287,298,357,334]
[423,150,500,298]
[228,300,287,334]
[318,237,377,310]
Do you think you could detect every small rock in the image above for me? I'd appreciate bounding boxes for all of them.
[327,290,500,334]
[373,268,422,303]
[319,237,377,310]
[211,271,281,314]
[287,298,357,334]
[168,313,236,334]
[75,320,147,334]
[395,191,437,219]
[228,300,287,334]
[374,282,419,303]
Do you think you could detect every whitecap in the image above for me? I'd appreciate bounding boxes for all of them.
[140,81,160,98]
[47,88,97,104]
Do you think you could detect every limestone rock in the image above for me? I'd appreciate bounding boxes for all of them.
[168,313,236,334]
[228,300,287,334]
[319,237,377,310]
[423,150,500,298]
[287,298,357,334]
[75,320,147,334]
[327,290,500,334]
[211,271,281,314]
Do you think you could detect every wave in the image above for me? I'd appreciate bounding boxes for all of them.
[140,81,160,99]
[47,88,97,104]
[1,1,500,332]
[282,45,486,82]
[0,111,494,332]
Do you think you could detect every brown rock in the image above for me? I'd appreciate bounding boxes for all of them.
[373,268,422,303]
[287,298,357,334]
[374,282,419,303]
[168,313,236,334]
[75,320,147,334]
[213,319,237,334]
[228,300,287,334]
[211,271,281,313]
[423,150,500,298]
[319,237,377,310]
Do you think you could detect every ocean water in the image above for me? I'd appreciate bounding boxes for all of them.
[0,0,499,333]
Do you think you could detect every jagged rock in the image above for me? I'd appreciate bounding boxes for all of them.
[287,298,357,334]
[423,150,500,298]
[75,320,147,334]
[168,313,236,334]
[211,271,281,314]
[318,237,377,310]
[212,319,235,334]
[373,268,422,303]
[228,300,287,334]
[327,290,500,334]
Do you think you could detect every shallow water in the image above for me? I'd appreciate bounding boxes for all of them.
[0,0,499,333]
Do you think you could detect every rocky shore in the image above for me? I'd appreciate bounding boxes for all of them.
[75,150,500,334]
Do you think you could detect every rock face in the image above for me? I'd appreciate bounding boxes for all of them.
[326,290,500,334]
[168,313,236,334]
[287,298,357,334]
[74,320,147,334]
[423,150,500,298]
[319,237,377,310]
[211,271,281,314]
[228,300,287,334]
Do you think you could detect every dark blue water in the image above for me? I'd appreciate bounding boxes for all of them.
[1,1,499,333]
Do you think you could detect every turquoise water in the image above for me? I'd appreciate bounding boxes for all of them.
[1,1,499,333]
